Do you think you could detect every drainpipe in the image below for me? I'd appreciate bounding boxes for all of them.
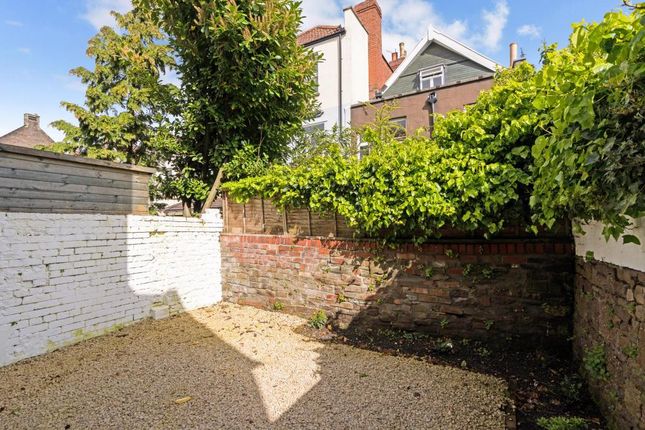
[338,34,343,134]
[427,92,438,134]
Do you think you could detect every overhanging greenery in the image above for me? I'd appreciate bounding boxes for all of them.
[223,7,644,243]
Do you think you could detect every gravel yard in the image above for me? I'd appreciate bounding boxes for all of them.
[0,303,510,429]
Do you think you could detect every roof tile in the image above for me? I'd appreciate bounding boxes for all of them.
[297,25,343,45]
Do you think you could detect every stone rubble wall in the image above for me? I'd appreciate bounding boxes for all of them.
[222,234,574,348]
[574,219,644,429]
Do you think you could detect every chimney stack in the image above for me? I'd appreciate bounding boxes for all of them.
[24,113,40,128]
[399,42,406,58]
[353,0,390,97]
[509,42,518,67]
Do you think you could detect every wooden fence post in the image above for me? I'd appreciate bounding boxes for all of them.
[261,198,266,233]
[223,194,228,233]
[242,203,247,234]
[334,213,338,237]
[283,209,288,235]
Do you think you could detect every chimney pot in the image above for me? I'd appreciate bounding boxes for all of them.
[391,51,398,62]
[509,42,518,68]
[24,113,40,127]
[399,42,405,57]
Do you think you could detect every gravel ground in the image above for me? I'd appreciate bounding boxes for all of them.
[0,303,510,429]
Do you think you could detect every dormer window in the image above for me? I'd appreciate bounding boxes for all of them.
[419,65,445,90]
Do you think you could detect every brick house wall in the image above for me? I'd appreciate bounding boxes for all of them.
[222,234,574,348]
[351,77,493,135]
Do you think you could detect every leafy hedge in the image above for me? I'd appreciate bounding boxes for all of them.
[223,8,644,243]
[531,9,644,241]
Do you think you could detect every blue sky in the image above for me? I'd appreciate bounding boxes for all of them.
[0,0,624,141]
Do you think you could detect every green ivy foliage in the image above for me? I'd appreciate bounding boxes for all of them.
[224,7,644,243]
[531,9,644,241]
[223,117,526,242]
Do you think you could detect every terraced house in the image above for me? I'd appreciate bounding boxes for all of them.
[298,0,392,133]
[351,26,503,136]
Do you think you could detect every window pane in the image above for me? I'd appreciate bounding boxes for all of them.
[419,66,444,90]
[303,122,325,133]
[390,117,407,138]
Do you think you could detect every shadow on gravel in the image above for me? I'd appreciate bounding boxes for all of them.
[0,304,510,429]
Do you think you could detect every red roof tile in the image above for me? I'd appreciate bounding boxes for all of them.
[297,25,343,45]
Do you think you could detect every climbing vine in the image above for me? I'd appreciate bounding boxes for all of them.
[223,7,644,243]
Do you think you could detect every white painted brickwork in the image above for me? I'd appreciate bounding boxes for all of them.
[0,210,223,366]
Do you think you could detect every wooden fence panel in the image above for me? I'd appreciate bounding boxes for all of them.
[225,199,246,233]
[310,212,337,237]
[286,208,309,236]
[223,195,360,238]
[0,143,154,215]
[263,200,284,235]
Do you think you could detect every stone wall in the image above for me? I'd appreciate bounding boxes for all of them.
[574,259,644,429]
[222,234,574,347]
[573,219,644,429]
[0,210,223,366]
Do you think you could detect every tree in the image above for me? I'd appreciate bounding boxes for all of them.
[136,0,321,210]
[51,9,179,166]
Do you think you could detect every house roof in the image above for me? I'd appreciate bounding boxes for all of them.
[382,26,501,92]
[0,114,55,149]
[297,25,344,46]
[388,56,405,71]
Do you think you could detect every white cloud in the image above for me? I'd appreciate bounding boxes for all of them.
[160,69,181,87]
[5,20,23,27]
[54,75,86,93]
[477,0,509,51]
[82,0,131,30]
[380,0,467,53]
[517,24,541,39]
[17,48,31,55]
[379,0,509,56]
[299,0,343,30]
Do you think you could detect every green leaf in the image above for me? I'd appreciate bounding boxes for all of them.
[622,235,641,245]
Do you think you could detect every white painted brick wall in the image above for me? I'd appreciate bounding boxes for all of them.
[0,210,223,366]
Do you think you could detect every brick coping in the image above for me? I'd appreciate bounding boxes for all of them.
[221,233,574,255]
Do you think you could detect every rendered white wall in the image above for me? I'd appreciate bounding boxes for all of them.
[306,37,341,131]
[343,8,370,111]
[0,210,223,366]
[574,218,645,272]
[303,8,369,132]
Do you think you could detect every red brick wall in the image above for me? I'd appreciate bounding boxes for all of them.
[351,78,494,135]
[353,0,392,98]
[574,259,644,429]
[222,234,574,347]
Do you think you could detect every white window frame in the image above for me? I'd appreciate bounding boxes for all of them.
[357,135,370,160]
[419,65,445,90]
